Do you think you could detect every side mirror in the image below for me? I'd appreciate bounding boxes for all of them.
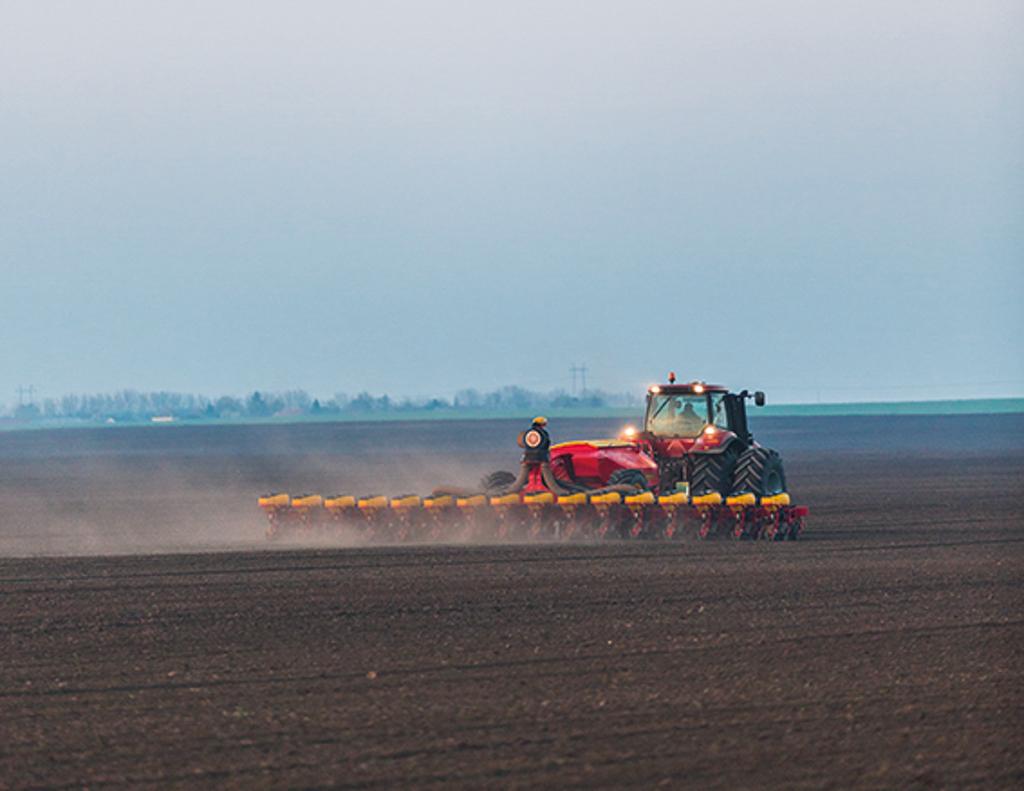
[754,391,766,407]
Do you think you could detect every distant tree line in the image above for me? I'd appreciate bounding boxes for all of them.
[4,387,640,423]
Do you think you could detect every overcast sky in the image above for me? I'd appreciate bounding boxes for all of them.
[2,0,1021,405]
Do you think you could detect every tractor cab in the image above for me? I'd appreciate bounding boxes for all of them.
[645,387,726,438]
[641,377,765,457]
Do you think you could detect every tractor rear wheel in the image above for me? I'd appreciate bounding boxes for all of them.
[481,470,516,493]
[730,447,787,497]
[689,442,741,496]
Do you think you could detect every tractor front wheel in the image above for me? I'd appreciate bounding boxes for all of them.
[730,447,787,497]
[689,442,741,496]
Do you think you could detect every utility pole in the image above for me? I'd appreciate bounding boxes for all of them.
[569,364,588,397]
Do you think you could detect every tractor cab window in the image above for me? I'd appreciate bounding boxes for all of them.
[645,394,709,438]
[711,394,730,429]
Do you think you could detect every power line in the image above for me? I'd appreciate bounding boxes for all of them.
[758,380,1024,393]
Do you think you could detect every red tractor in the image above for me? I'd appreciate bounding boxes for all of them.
[485,374,787,501]
[258,374,805,543]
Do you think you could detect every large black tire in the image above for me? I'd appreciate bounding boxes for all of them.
[481,470,516,493]
[689,442,741,496]
[730,446,787,497]
[607,468,649,491]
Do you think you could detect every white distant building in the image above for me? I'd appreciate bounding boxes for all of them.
[151,415,175,423]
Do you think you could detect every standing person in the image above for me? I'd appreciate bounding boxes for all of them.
[502,416,570,494]
[520,416,551,464]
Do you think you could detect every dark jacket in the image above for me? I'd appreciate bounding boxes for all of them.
[520,424,551,462]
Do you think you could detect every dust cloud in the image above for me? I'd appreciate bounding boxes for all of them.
[0,418,642,557]
[0,422,518,557]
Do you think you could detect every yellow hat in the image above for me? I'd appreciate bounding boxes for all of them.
[532,416,548,426]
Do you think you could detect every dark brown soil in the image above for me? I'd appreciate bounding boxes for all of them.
[1,416,1022,789]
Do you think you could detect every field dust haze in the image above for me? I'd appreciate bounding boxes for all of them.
[0,420,529,556]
